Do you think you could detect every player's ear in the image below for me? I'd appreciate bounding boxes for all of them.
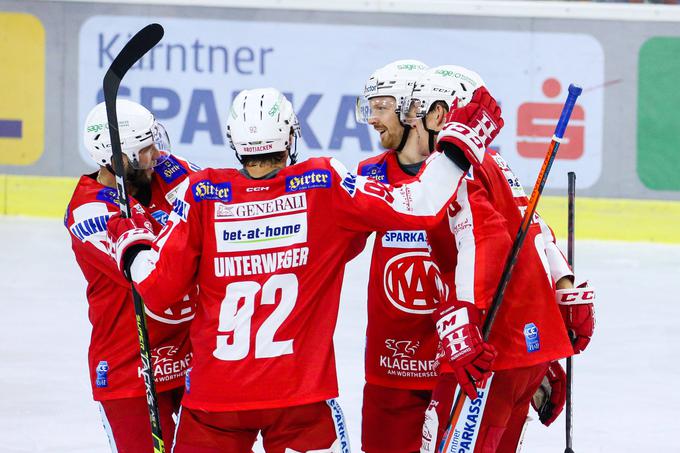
[436,104,448,128]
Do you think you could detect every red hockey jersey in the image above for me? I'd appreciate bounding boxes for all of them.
[130,154,464,412]
[358,150,445,390]
[428,149,574,370]
[65,155,197,401]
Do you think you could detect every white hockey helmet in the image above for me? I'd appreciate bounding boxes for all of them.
[83,100,171,169]
[400,65,485,123]
[226,88,301,164]
[356,59,429,124]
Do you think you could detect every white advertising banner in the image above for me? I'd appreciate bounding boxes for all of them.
[79,16,604,188]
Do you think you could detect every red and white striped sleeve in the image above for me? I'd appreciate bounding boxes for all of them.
[447,177,512,310]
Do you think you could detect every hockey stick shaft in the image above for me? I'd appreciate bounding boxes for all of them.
[103,23,166,453]
[438,84,582,453]
[565,171,576,453]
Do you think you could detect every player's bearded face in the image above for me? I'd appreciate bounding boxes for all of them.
[367,97,403,149]
[122,153,154,190]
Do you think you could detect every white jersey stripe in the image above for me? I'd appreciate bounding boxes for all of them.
[98,402,119,453]
[451,179,476,304]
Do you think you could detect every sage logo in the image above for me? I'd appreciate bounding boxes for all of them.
[0,13,45,165]
[86,123,108,133]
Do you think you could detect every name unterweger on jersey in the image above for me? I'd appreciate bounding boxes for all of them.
[214,247,310,277]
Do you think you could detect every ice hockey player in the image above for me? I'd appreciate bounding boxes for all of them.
[64,100,197,452]
[104,86,500,452]
[395,67,597,452]
[355,59,445,453]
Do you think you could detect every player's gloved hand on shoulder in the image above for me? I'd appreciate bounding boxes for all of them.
[434,302,497,400]
[531,361,566,427]
[556,281,595,354]
[436,86,504,168]
[106,206,156,280]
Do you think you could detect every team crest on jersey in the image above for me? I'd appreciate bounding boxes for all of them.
[385,339,420,359]
[285,169,331,192]
[380,339,437,380]
[361,162,387,182]
[96,187,118,206]
[192,180,232,202]
[155,155,188,184]
[383,251,446,314]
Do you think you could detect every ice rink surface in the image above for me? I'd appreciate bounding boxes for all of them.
[1,216,679,452]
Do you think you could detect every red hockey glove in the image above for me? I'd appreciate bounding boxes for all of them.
[531,361,566,427]
[436,86,504,167]
[106,205,155,280]
[556,281,595,354]
[435,303,497,400]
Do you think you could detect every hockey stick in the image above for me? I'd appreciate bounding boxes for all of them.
[437,84,583,453]
[103,23,166,453]
[565,171,576,453]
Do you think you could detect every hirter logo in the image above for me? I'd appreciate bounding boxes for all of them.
[383,251,446,314]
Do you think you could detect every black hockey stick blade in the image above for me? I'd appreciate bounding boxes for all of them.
[104,23,163,97]
[103,23,164,217]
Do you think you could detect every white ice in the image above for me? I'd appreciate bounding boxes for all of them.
[1,216,678,452]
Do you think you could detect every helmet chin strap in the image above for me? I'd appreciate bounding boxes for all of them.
[394,124,411,152]
[421,117,438,153]
[289,136,298,165]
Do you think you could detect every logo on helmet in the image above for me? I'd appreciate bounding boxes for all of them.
[364,81,379,94]
[434,69,477,87]
[86,123,108,133]
[243,143,274,153]
[398,63,427,71]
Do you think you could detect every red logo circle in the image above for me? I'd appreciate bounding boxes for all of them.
[383,251,446,314]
